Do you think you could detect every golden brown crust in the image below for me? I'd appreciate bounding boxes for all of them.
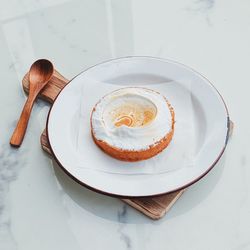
[90,91,175,162]
[91,128,174,162]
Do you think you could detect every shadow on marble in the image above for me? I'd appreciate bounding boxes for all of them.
[51,151,226,223]
[52,159,150,224]
[156,153,226,223]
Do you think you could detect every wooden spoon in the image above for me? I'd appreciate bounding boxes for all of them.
[10,59,54,147]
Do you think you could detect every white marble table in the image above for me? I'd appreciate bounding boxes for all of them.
[0,0,249,249]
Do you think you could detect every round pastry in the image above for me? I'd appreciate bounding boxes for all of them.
[90,87,175,162]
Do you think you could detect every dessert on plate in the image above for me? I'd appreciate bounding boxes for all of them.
[90,87,175,161]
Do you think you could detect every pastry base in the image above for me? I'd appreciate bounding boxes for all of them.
[92,129,174,162]
[91,105,175,162]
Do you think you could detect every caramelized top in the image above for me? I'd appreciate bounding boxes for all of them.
[112,104,156,128]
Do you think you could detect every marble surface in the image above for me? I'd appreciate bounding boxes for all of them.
[0,0,249,249]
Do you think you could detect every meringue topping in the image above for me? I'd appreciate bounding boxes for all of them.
[91,87,173,151]
[104,94,157,128]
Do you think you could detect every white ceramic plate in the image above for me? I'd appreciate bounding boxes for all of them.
[47,57,229,197]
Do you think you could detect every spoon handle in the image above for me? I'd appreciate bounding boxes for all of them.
[10,95,36,147]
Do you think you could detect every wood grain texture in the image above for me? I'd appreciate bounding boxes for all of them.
[23,70,69,103]
[10,95,36,146]
[10,60,54,147]
[123,189,185,219]
[22,69,186,220]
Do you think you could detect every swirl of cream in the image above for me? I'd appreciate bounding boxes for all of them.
[91,87,173,151]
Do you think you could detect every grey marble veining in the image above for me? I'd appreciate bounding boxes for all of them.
[193,0,215,12]
[0,0,249,249]
[185,0,215,25]
[117,205,132,249]
[0,132,27,250]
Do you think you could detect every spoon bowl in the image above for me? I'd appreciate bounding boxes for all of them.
[29,59,54,89]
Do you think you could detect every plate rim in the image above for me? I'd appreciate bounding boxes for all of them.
[47,56,230,198]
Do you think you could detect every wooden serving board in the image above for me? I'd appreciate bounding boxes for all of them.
[21,69,189,219]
